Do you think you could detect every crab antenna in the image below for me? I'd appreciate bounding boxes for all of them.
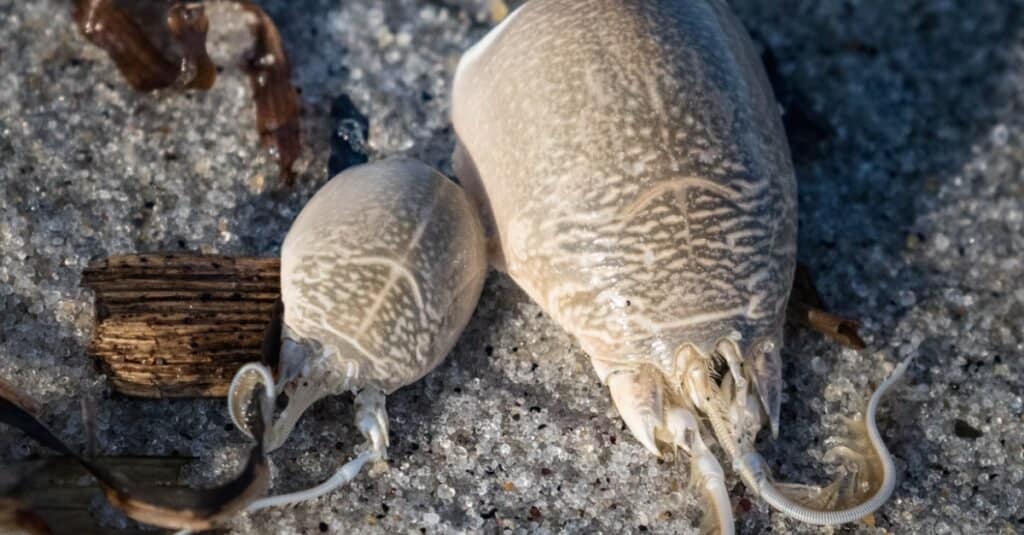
[245,450,376,511]
[705,356,913,525]
[742,357,912,525]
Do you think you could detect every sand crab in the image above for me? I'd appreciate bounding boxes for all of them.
[451,0,911,532]
[1,159,487,531]
[227,159,488,511]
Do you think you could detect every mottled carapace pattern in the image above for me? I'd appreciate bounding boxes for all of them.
[281,160,488,395]
[453,0,797,383]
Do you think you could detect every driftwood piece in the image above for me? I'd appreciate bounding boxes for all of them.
[82,254,281,398]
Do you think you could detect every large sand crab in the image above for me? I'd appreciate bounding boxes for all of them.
[451,0,911,531]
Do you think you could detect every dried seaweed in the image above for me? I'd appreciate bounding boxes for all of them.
[73,0,177,91]
[73,0,301,183]
[787,264,867,349]
[0,498,50,535]
[237,2,302,185]
[167,2,218,90]
[73,0,216,91]
[0,377,269,530]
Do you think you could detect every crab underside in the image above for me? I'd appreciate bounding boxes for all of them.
[602,333,910,533]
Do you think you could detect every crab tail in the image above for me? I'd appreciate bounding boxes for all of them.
[706,356,912,525]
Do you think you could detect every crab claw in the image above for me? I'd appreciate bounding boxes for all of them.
[665,408,735,535]
[716,339,765,450]
[745,337,783,439]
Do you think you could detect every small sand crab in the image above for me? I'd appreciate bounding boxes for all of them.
[452,0,911,532]
[228,159,488,510]
[1,160,487,531]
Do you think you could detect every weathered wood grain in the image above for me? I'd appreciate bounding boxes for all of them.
[82,254,281,398]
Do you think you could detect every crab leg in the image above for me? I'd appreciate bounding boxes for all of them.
[665,408,734,535]
[607,367,663,455]
[607,366,734,534]
[245,387,388,511]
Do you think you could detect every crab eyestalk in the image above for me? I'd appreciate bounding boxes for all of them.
[698,344,914,526]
